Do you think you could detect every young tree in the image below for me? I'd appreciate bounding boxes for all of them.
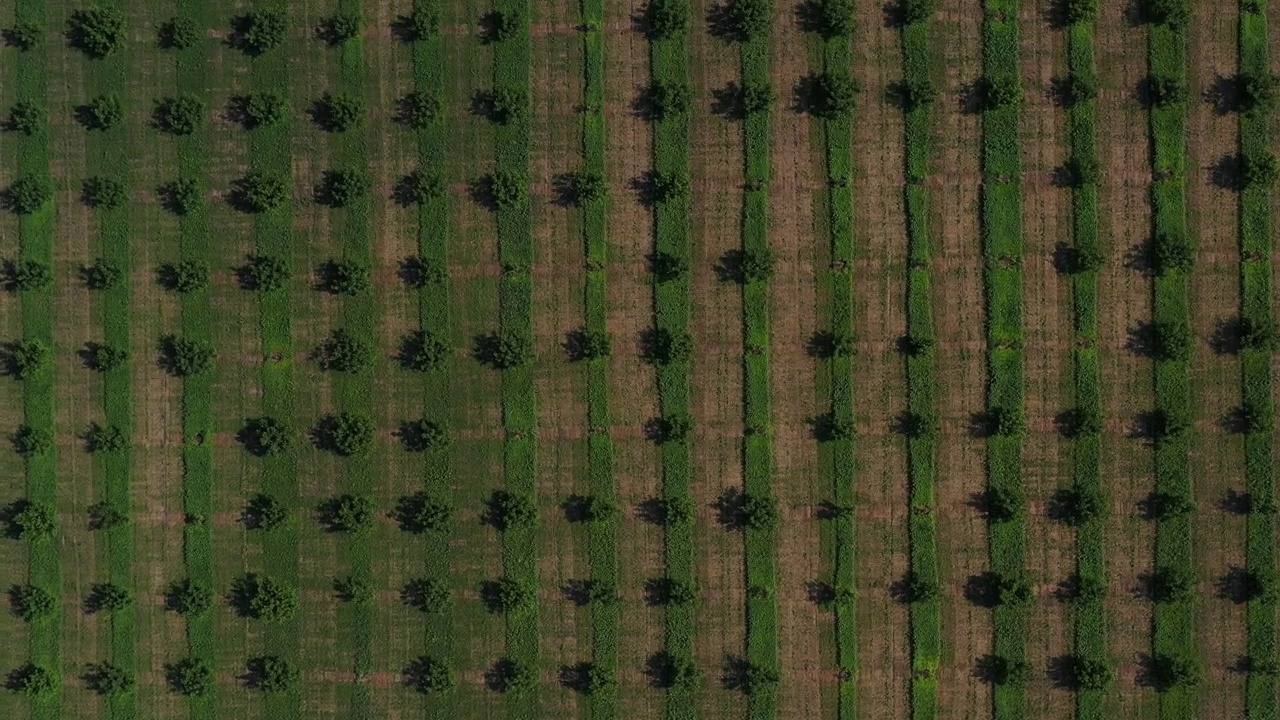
[160,335,216,377]
[86,582,133,613]
[318,259,371,295]
[84,423,126,453]
[4,259,53,292]
[645,0,690,38]
[1151,319,1193,362]
[9,584,55,621]
[401,577,452,613]
[987,405,1026,437]
[315,169,370,208]
[476,331,534,369]
[489,657,535,693]
[312,92,364,132]
[153,95,206,135]
[652,251,689,283]
[565,170,607,206]
[994,574,1034,608]
[1064,71,1100,106]
[165,578,214,616]
[12,424,52,457]
[981,75,1022,110]
[87,502,128,531]
[1148,73,1187,107]
[5,21,41,51]
[487,86,527,125]
[5,176,53,215]
[395,491,453,533]
[1148,565,1195,604]
[314,328,373,373]
[84,662,134,697]
[333,574,373,603]
[8,664,57,696]
[159,260,210,293]
[81,258,123,290]
[233,573,299,621]
[241,417,291,457]
[483,576,537,614]
[1055,485,1107,526]
[902,571,940,603]
[565,494,619,524]
[740,81,775,115]
[243,493,288,530]
[1239,71,1280,114]
[986,485,1023,522]
[247,655,299,692]
[900,0,937,24]
[1145,490,1194,520]
[240,254,289,291]
[314,412,376,456]
[7,101,45,136]
[1243,152,1280,189]
[487,170,528,209]
[405,655,455,693]
[319,494,375,534]
[159,177,202,215]
[68,6,126,58]
[6,338,50,379]
[394,171,443,206]
[1240,316,1278,352]
[233,172,290,213]
[1063,0,1099,24]
[720,0,773,41]
[399,330,449,371]
[1151,231,1194,276]
[1148,652,1198,691]
[804,0,854,37]
[399,418,449,453]
[567,328,612,361]
[488,490,538,531]
[656,495,695,526]
[166,657,213,696]
[1064,154,1100,188]
[232,93,288,130]
[82,176,126,210]
[646,327,692,365]
[652,171,691,204]
[397,91,442,129]
[1069,656,1114,690]
[320,12,361,45]
[1143,0,1190,28]
[78,94,123,131]
[648,651,700,690]
[83,342,128,372]
[805,71,861,119]
[742,493,779,530]
[399,8,440,41]
[158,16,198,50]
[898,77,938,111]
[234,11,287,55]
[739,247,775,283]
[483,9,522,42]
[644,81,692,120]
[648,577,698,606]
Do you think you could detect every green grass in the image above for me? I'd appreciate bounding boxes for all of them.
[1237,2,1275,717]
[981,2,1026,719]
[900,13,938,720]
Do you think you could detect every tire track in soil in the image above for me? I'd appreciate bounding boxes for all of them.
[1093,4,1156,716]
[929,2,989,717]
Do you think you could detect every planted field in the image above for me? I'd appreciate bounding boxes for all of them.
[0,0,1277,719]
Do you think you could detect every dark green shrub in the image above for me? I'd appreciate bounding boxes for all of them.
[736,661,779,696]
[1243,152,1280,189]
[488,490,537,531]
[1064,71,1100,105]
[233,93,287,129]
[7,101,45,136]
[86,582,133,613]
[1063,0,1099,23]
[84,423,126,453]
[482,9,521,42]
[232,573,298,621]
[8,664,57,696]
[488,86,527,125]
[483,576,536,614]
[994,574,1034,608]
[653,171,691,204]
[5,176,53,215]
[165,578,213,616]
[652,251,689,282]
[405,655,455,693]
[78,94,123,130]
[334,575,373,603]
[720,0,773,41]
[85,342,128,372]
[571,663,614,695]
[1060,244,1104,275]
[647,327,692,365]
[5,22,41,51]
[1240,317,1278,352]
[5,500,54,541]
[394,171,443,206]
[1239,71,1280,114]
[68,6,126,58]
[399,8,440,41]
[900,0,937,24]
[565,494,618,524]
[397,91,441,128]
[1144,0,1190,28]
[159,16,198,49]
[1151,232,1193,276]
[312,92,364,132]
[649,651,700,690]
[645,81,692,120]
[241,254,289,291]
[153,95,205,135]
[568,328,611,361]
[1064,154,1100,187]
[244,494,287,530]
[247,655,298,692]
[986,656,1033,686]
[488,170,527,209]
[319,494,375,534]
[899,410,939,439]
[565,170,607,206]
[1148,74,1187,107]
[159,177,201,215]
[1151,319,1193,362]
[314,328,373,373]
[805,71,861,119]
[476,331,533,369]
[981,75,1022,110]
[898,77,938,111]
[12,424,52,457]
[489,657,535,693]
[395,491,453,533]
[804,0,854,37]
[4,259,52,292]
[649,577,698,606]
[646,0,690,38]
[315,412,375,456]
[1056,485,1107,526]
[82,258,123,290]
[321,12,361,45]
[742,493,778,530]
[649,413,692,444]
[740,81,775,115]
[985,485,1023,522]
[9,584,55,621]
[241,417,291,457]
[903,571,940,603]
[1148,653,1198,691]
[316,168,370,207]
[739,247,775,283]
[402,577,452,613]
[657,495,695,526]
[399,330,448,371]
[1240,400,1272,435]
[87,502,127,531]
[6,339,49,379]
[399,418,449,452]
[82,176,126,210]
[900,333,934,356]
[234,11,287,55]
[1145,490,1194,520]
[1070,656,1114,690]
[1148,565,1194,604]
[159,260,209,293]
[987,405,1025,437]
[233,172,290,213]
[160,335,215,377]
[166,657,213,696]
[318,259,371,295]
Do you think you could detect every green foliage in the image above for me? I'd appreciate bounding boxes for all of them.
[316,169,370,208]
[489,657,535,693]
[247,655,299,692]
[399,330,448,371]
[987,405,1025,437]
[405,656,455,693]
[1240,317,1278,352]
[653,171,691,204]
[6,339,49,379]
[650,413,692,444]
[1239,72,1280,114]
[1243,152,1280,189]
[84,342,128,372]
[898,77,938,111]
[1064,71,1100,106]
[656,495,695,525]
[395,492,453,534]
[805,71,861,119]
[234,93,287,130]
[571,663,614,695]
[565,494,618,524]
[4,259,52,292]
[86,582,133,613]
[399,418,449,453]
[488,86,527,125]
[402,577,452,613]
[234,11,287,55]
[483,576,536,614]
[569,328,611,361]
[488,170,528,209]
[312,92,365,132]
[9,584,55,621]
[314,328,373,373]
[649,651,700,690]
[649,577,698,606]
[160,260,210,293]
[334,575,373,603]
[318,259,371,295]
[565,170,608,206]
[1149,565,1194,604]
[985,485,1023,522]
[8,664,57,696]
[648,327,692,365]
[1063,0,1099,23]
[166,657,213,696]
[153,95,206,136]
[160,177,201,215]
[1143,0,1190,28]
[159,16,198,50]
[241,254,289,292]
[165,578,213,616]
[1148,653,1199,691]
[645,0,690,38]
[476,331,534,369]
[1146,490,1194,520]
[739,247,775,283]
[5,176,53,215]
[68,6,126,58]
[7,101,45,136]
[400,8,440,41]
[736,661,780,696]
[319,494,375,534]
[720,0,773,41]
[1060,244,1104,275]
[82,258,123,290]
[903,571,940,603]
[233,573,299,621]
[987,656,1033,686]
[1151,319,1193,362]
[742,493,779,530]
[804,0,855,37]
[397,91,441,128]
[315,412,376,456]
[82,176,126,210]
[1064,154,1100,188]
[900,0,937,24]
[160,335,216,377]
[740,81,775,115]
[321,12,361,44]
[489,490,538,531]
[233,172,290,213]
[395,171,443,206]
[241,417,291,458]
[994,574,1033,608]
[1151,231,1193,276]
[87,502,128,531]
[5,22,41,51]
[12,424,52,457]
[79,94,122,131]
[1148,74,1187,107]
[84,423,126,453]
[981,75,1022,110]
[645,81,692,120]
[653,251,689,282]
[1070,656,1114,690]
[1056,485,1107,526]
[244,494,288,530]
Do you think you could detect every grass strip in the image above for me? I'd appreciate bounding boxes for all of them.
[980,2,1026,718]
[578,1,620,718]
[1063,13,1106,720]
[490,0,540,715]
[409,1,456,718]
[12,1,60,717]
[739,26,777,720]
[648,13,694,720]
[1237,1,1275,716]
[899,13,938,720]
[1146,11,1194,720]
[245,1,301,717]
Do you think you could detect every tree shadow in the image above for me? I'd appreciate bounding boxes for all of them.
[713,486,746,530]
[1125,321,1156,357]
[1210,153,1244,191]
[711,82,748,119]
[964,571,999,608]
[1219,488,1255,515]
[1203,73,1240,115]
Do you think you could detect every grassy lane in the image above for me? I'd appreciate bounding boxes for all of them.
[980,1,1025,718]
[1238,1,1276,716]
[899,6,939,719]
[1062,8,1106,720]
[1145,7,1194,719]
[578,0,621,716]
[12,1,60,717]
